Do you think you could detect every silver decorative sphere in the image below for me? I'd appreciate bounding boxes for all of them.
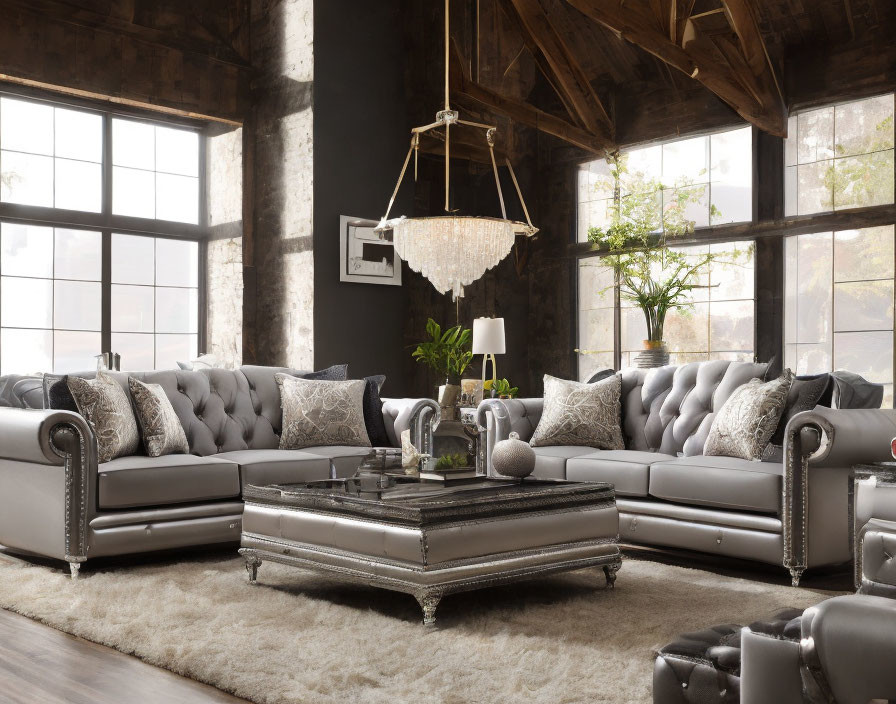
[493,432,536,478]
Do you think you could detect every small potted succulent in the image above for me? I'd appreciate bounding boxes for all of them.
[485,378,519,399]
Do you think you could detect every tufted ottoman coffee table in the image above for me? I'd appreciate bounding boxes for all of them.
[240,475,621,624]
[653,609,803,703]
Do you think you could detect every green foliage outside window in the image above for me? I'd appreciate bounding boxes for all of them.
[586,152,748,342]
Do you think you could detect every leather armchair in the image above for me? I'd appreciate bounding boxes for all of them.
[854,468,896,597]
[741,595,896,704]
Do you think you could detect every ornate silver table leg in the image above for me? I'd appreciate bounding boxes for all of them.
[242,551,262,584]
[415,590,442,625]
[603,563,620,589]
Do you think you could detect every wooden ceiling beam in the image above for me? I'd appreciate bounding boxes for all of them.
[567,0,787,136]
[719,0,786,131]
[449,40,611,154]
[495,0,584,129]
[505,0,614,140]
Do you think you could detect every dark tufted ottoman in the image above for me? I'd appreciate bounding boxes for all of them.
[653,609,803,703]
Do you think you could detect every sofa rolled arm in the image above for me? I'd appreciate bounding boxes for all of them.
[782,407,896,585]
[0,408,96,568]
[381,398,440,453]
[795,407,896,469]
[476,398,543,476]
[0,407,94,465]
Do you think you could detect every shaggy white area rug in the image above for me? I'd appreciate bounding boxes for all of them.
[0,553,838,704]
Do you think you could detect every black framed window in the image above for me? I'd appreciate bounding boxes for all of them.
[0,89,205,374]
[575,125,755,378]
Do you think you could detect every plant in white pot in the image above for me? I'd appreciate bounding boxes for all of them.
[586,151,747,367]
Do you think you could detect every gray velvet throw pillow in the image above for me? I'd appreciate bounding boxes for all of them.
[704,371,794,461]
[530,374,624,450]
[276,374,371,449]
[67,371,140,463]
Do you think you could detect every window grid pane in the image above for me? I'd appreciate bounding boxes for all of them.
[0,224,199,374]
[110,235,200,371]
[784,94,895,216]
[784,225,896,408]
[111,118,200,224]
[0,97,102,213]
[576,125,755,376]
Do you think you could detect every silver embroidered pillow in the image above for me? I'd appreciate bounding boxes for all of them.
[276,375,371,450]
[704,371,794,461]
[128,377,189,458]
[67,371,140,463]
[530,374,624,449]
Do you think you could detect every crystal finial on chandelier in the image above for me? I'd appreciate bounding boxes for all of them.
[374,0,537,300]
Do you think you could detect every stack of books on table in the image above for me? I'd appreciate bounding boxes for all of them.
[418,466,478,482]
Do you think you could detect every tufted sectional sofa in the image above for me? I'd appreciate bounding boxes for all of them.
[478,360,896,584]
[0,365,438,576]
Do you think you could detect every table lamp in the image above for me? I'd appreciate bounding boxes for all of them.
[472,317,505,396]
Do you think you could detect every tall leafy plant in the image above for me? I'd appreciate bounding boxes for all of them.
[587,152,744,343]
[411,318,473,383]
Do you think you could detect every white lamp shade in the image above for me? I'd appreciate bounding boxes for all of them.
[472,317,506,354]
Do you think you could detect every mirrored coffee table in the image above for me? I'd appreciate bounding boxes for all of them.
[239,475,621,624]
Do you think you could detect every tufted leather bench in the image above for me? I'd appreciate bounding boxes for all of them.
[653,609,802,704]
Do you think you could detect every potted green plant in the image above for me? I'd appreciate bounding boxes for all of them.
[485,378,519,399]
[586,152,744,365]
[411,318,473,414]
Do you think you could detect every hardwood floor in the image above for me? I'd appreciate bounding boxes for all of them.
[0,608,247,704]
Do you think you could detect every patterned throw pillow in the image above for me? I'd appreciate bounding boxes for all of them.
[530,374,625,450]
[276,374,371,449]
[128,377,190,457]
[67,371,140,463]
[704,371,794,461]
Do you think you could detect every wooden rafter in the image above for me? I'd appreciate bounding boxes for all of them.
[449,40,611,154]
[504,0,614,140]
[566,0,787,136]
[495,0,584,130]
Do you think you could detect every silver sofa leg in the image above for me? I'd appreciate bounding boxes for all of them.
[789,567,805,587]
[68,561,82,580]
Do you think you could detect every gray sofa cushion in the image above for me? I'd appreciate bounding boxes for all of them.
[98,455,240,509]
[213,449,333,488]
[531,446,598,480]
[303,445,374,477]
[648,456,784,514]
[566,450,675,497]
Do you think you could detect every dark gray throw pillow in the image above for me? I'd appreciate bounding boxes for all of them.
[363,375,390,447]
[302,364,349,381]
[762,373,830,462]
[44,374,78,412]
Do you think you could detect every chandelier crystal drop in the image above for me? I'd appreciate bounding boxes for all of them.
[392,216,516,299]
[375,0,537,300]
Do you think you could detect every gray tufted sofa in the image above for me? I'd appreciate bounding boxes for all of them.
[478,360,896,584]
[0,365,438,577]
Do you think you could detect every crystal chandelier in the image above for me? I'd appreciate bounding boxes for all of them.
[376,0,538,300]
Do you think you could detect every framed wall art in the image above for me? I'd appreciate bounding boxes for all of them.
[339,215,402,286]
